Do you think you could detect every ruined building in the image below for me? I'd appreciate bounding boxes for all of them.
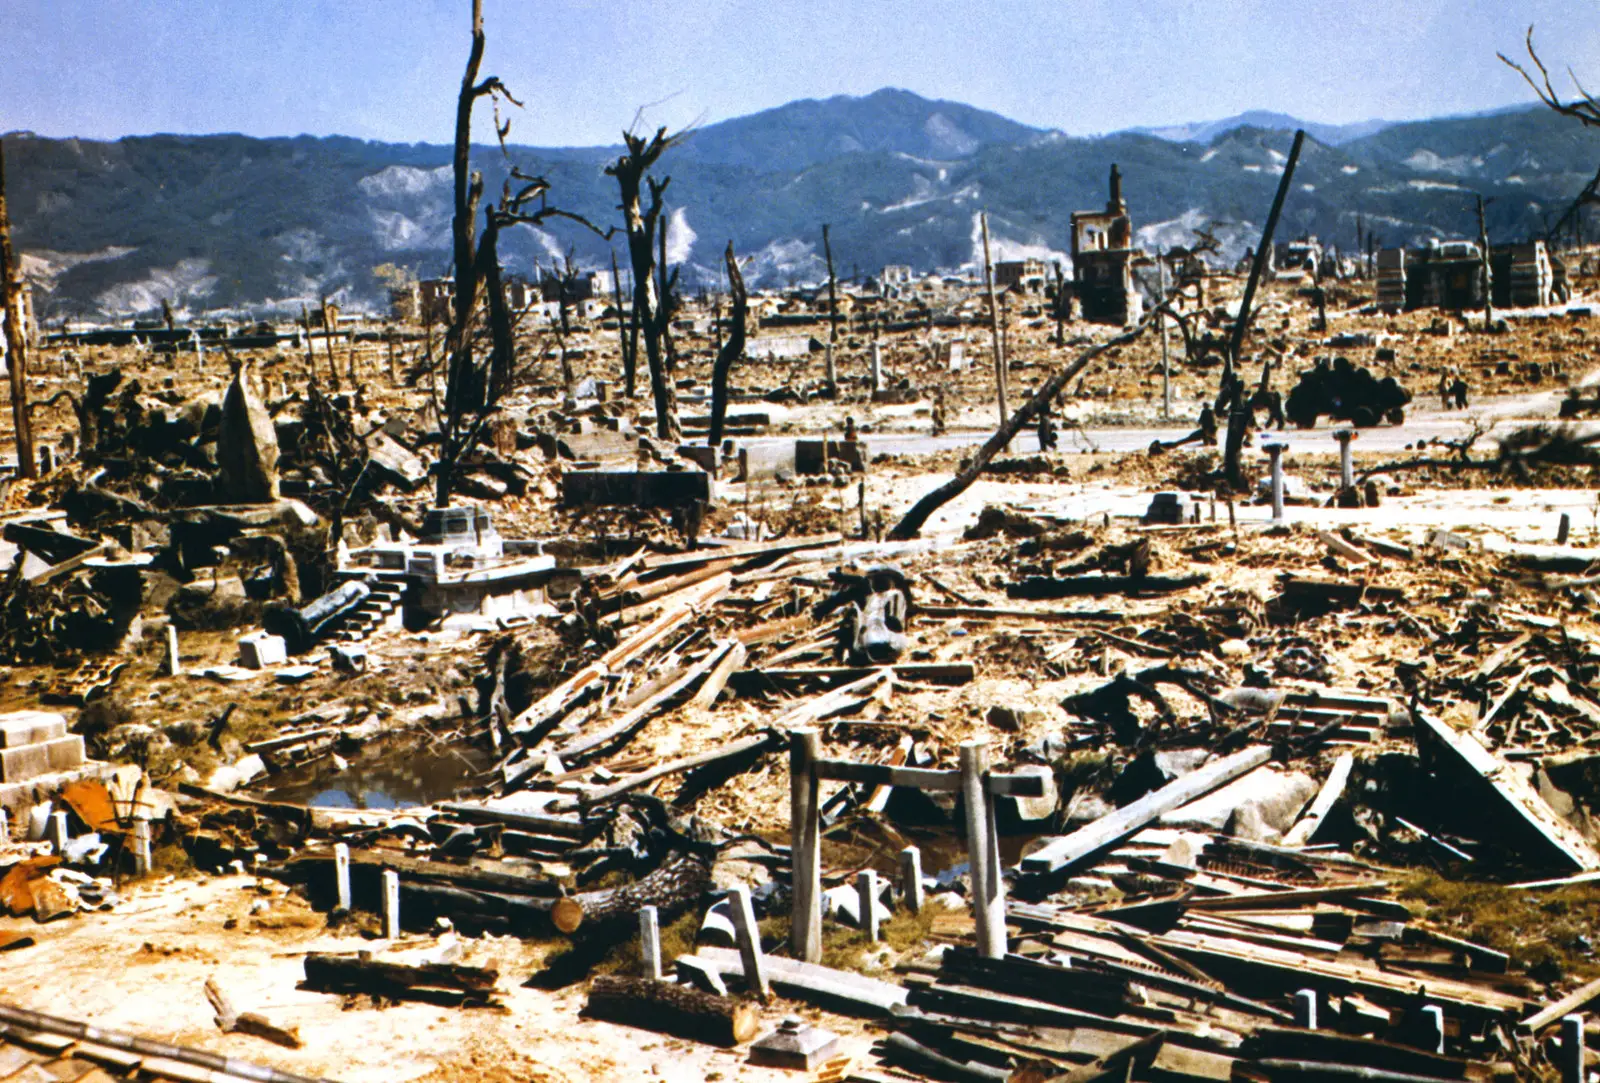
[1376,239,1555,312]
[1070,164,1142,326]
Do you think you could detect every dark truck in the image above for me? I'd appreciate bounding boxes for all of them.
[1285,356,1411,429]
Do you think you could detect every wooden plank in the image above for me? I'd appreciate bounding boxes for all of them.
[1281,752,1354,847]
[1416,708,1600,871]
[1022,747,1273,874]
[687,946,907,1017]
[729,662,974,688]
[559,732,778,811]
[686,639,745,711]
[914,605,1123,624]
[1318,530,1375,567]
[1521,975,1600,1033]
[1183,881,1389,912]
[811,758,1047,797]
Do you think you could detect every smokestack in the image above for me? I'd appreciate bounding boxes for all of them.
[1109,164,1125,213]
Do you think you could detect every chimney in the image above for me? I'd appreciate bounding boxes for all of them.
[1108,163,1125,214]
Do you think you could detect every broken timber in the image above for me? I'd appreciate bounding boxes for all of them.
[581,974,758,1047]
[1021,746,1273,875]
[1416,708,1600,871]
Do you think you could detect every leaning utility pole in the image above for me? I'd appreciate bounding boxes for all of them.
[980,212,1007,428]
[822,224,839,392]
[1477,195,1495,331]
[1221,129,1305,492]
[0,137,36,480]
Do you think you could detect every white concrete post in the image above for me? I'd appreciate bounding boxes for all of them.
[334,843,352,912]
[1560,1014,1585,1083]
[639,904,663,981]
[789,728,822,964]
[133,819,152,876]
[727,885,770,1003]
[1265,441,1286,521]
[381,869,401,939]
[1334,429,1356,490]
[0,807,8,842]
[960,738,1006,959]
[166,625,181,677]
[1294,989,1317,1030]
[857,869,880,942]
[900,846,924,913]
[48,811,69,855]
[1419,1004,1444,1055]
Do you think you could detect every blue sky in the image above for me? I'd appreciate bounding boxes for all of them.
[4,0,1597,144]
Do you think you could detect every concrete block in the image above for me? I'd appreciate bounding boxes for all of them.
[1143,491,1192,525]
[0,711,69,748]
[44,735,84,772]
[795,439,866,475]
[239,633,288,669]
[560,469,711,510]
[0,743,48,784]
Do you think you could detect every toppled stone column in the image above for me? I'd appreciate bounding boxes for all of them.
[216,359,280,503]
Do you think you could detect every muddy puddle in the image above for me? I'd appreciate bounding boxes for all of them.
[263,734,494,809]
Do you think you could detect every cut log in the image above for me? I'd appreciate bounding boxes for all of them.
[1022,746,1273,874]
[582,974,757,1047]
[302,952,498,996]
[1007,574,1207,599]
[564,851,713,944]
[1416,709,1600,871]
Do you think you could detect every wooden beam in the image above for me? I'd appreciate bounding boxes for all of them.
[1416,708,1600,871]
[1281,752,1354,847]
[1021,747,1273,874]
[561,731,778,811]
[686,946,908,1017]
[1522,975,1600,1033]
[811,758,1048,797]
[730,662,974,689]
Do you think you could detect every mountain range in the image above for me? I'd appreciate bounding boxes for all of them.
[5,87,1597,321]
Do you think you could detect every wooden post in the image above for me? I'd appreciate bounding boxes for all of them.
[726,885,770,1003]
[48,811,68,855]
[960,738,1006,959]
[790,727,822,964]
[1560,1014,1585,1083]
[387,326,398,385]
[166,625,181,677]
[857,869,880,942]
[639,904,663,981]
[333,843,352,912]
[980,213,1008,431]
[822,225,838,391]
[900,846,924,913]
[1559,512,1572,545]
[1265,441,1286,521]
[1294,989,1318,1030]
[381,869,400,938]
[132,819,152,876]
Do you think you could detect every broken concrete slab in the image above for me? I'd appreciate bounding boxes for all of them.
[0,713,68,749]
[560,469,712,509]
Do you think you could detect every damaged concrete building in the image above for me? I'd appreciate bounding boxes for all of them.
[1376,238,1557,312]
[1069,164,1142,326]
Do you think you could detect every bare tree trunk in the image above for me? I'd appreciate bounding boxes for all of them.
[708,243,747,447]
[320,298,341,393]
[610,248,635,395]
[822,224,839,391]
[889,316,1154,540]
[1477,195,1495,331]
[0,137,35,480]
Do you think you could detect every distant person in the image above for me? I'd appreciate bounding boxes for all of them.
[931,388,947,435]
[1036,403,1058,451]
[1199,403,1218,445]
[843,416,858,443]
[1451,376,1469,410]
[1439,370,1454,410]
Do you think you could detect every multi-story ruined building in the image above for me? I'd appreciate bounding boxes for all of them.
[1070,165,1141,326]
[995,258,1049,294]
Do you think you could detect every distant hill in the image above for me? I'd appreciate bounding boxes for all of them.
[1127,110,1394,147]
[4,90,1595,320]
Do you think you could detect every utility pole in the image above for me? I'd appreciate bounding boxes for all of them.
[0,137,36,480]
[1157,250,1171,420]
[822,224,839,393]
[1477,195,1495,331]
[980,212,1007,429]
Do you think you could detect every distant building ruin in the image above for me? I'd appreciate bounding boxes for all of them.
[1070,164,1141,326]
[1375,239,1555,312]
[994,258,1048,294]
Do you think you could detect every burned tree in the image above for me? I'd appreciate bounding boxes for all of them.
[607,128,686,441]
[0,136,36,480]
[1502,29,1600,250]
[609,248,636,395]
[432,0,594,506]
[707,243,747,447]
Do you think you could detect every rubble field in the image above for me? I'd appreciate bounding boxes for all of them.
[6,267,1600,1083]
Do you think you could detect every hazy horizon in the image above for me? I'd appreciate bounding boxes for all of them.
[2,1,1595,146]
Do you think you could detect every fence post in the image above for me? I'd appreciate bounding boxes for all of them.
[961,738,1006,959]
[790,727,822,963]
